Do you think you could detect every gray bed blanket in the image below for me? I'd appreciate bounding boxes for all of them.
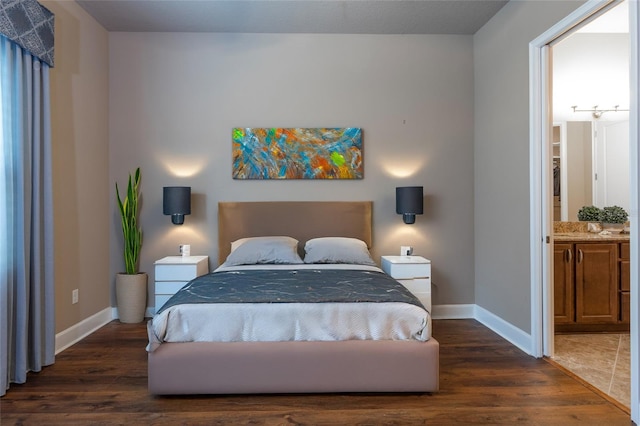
[156,269,424,315]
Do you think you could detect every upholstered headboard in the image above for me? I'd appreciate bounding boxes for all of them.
[218,201,373,264]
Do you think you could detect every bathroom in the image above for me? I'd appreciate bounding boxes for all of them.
[550,1,630,409]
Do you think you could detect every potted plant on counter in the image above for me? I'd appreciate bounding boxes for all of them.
[600,205,628,233]
[577,205,602,222]
[115,167,147,323]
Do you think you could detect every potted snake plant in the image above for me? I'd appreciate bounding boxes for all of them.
[115,167,147,323]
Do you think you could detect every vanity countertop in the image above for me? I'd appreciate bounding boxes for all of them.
[553,221,630,242]
[553,232,630,242]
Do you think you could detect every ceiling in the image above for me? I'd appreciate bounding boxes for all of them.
[75,0,509,34]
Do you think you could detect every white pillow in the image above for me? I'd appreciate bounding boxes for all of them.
[231,236,298,252]
[303,237,376,265]
[225,236,303,266]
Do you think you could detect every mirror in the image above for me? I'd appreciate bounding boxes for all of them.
[553,120,629,222]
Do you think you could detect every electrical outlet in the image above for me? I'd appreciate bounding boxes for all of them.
[72,289,79,304]
[400,246,413,256]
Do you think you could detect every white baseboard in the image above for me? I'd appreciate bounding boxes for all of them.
[58,304,532,357]
[473,305,532,355]
[111,306,154,319]
[432,304,533,356]
[432,304,475,319]
[55,307,114,354]
[56,305,154,355]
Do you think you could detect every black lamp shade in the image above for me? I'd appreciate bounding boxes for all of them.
[163,186,191,225]
[396,186,423,224]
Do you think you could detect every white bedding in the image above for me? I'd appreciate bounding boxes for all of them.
[147,264,430,352]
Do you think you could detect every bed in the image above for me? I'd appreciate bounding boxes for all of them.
[147,201,439,395]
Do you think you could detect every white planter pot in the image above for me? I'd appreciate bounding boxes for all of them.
[601,222,625,234]
[115,273,148,323]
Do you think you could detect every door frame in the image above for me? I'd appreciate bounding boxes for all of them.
[529,0,639,421]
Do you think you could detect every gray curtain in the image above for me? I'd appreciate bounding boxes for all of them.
[0,0,54,67]
[0,34,55,396]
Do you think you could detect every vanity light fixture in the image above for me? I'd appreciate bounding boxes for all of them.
[571,105,629,119]
[396,186,423,224]
[163,186,191,225]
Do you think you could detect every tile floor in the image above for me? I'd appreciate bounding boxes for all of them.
[553,333,630,408]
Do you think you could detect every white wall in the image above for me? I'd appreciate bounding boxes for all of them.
[553,33,630,123]
[474,0,585,333]
[108,33,475,310]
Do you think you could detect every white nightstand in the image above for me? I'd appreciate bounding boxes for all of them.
[154,256,209,313]
[381,255,432,313]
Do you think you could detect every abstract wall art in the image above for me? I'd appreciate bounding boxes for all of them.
[232,128,363,179]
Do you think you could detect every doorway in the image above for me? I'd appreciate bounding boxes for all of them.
[529,0,639,422]
[549,5,631,408]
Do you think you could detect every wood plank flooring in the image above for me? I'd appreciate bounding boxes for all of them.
[0,319,632,425]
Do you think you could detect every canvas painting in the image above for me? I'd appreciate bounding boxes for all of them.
[232,128,363,179]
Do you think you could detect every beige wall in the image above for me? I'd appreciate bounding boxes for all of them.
[42,0,595,336]
[566,121,593,220]
[473,0,585,333]
[42,1,110,332]
[108,33,476,310]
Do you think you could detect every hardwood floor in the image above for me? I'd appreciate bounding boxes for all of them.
[1,319,632,425]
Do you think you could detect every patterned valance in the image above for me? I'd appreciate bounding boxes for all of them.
[0,0,54,67]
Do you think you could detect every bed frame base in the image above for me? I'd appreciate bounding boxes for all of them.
[148,338,439,395]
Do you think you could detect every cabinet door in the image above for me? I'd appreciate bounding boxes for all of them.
[621,292,631,323]
[575,243,618,324]
[553,243,574,324]
[620,260,630,292]
[619,242,630,324]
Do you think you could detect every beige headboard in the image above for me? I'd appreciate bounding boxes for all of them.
[218,201,373,264]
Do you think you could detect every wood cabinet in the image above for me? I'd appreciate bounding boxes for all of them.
[574,243,618,324]
[554,240,628,332]
[620,242,630,324]
[553,243,574,324]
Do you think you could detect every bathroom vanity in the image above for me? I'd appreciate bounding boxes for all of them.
[554,232,630,332]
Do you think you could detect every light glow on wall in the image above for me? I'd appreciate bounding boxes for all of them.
[387,223,428,245]
[160,155,207,178]
[157,225,208,251]
[381,158,425,178]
